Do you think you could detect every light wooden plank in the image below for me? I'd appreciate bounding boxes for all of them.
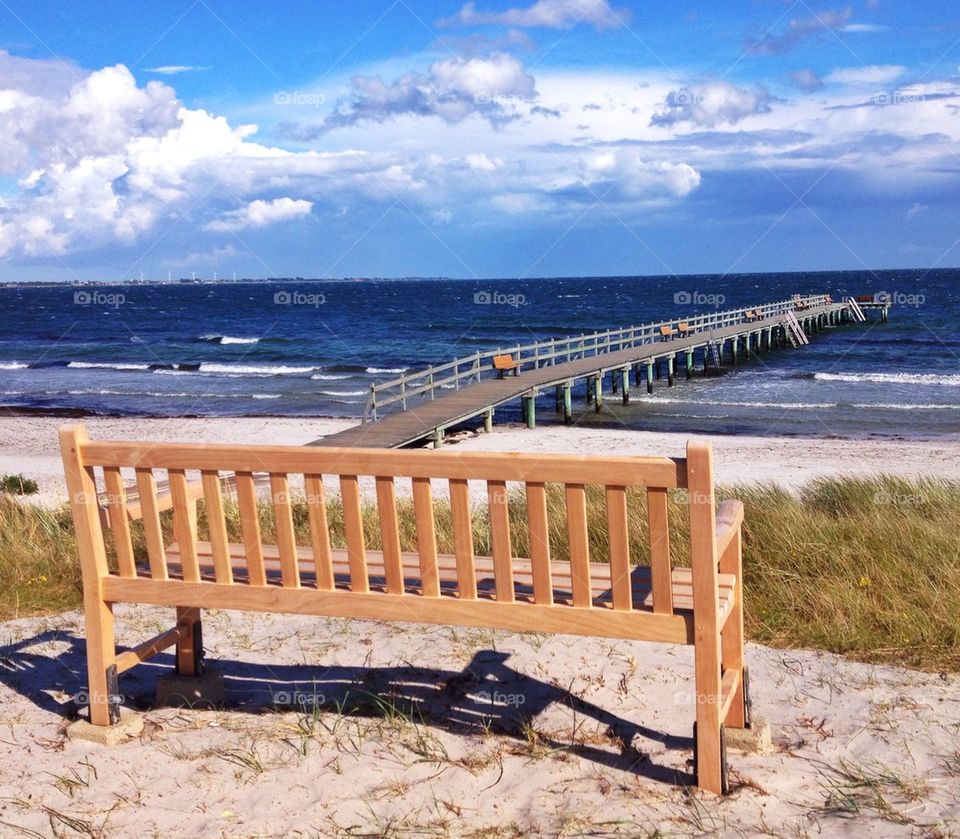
[487,480,514,603]
[647,487,673,614]
[412,477,440,597]
[115,624,191,674]
[102,467,136,578]
[525,482,552,605]
[270,474,301,589]
[103,576,692,644]
[235,471,267,587]
[81,441,686,488]
[565,484,591,608]
[604,485,632,611]
[135,468,168,581]
[304,475,334,590]
[340,474,369,593]
[201,470,232,585]
[686,440,724,795]
[449,478,477,600]
[168,469,200,583]
[375,476,404,595]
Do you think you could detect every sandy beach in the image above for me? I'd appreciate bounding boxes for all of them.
[1,605,957,836]
[3,415,959,506]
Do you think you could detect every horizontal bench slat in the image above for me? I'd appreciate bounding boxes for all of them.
[79,442,687,488]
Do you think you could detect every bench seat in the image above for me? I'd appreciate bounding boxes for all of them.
[162,541,736,620]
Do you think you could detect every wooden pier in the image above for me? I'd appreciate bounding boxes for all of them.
[313,294,871,449]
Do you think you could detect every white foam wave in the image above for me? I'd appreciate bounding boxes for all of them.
[814,372,960,387]
[0,362,27,370]
[200,335,261,345]
[366,366,406,374]
[310,373,351,381]
[317,389,367,396]
[68,361,151,371]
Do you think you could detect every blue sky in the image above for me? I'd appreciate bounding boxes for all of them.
[0,0,958,280]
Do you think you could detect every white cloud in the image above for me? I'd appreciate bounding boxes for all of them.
[442,0,630,30]
[145,65,211,75]
[789,69,824,93]
[312,53,536,132]
[841,23,887,33]
[580,151,701,199]
[827,65,907,86]
[205,197,313,233]
[465,152,502,171]
[651,81,775,128]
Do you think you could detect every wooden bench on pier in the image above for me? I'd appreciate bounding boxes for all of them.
[659,324,677,341]
[677,321,691,336]
[492,353,520,378]
[60,424,753,795]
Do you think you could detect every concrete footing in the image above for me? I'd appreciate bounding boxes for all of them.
[726,717,773,754]
[67,706,144,745]
[155,667,226,709]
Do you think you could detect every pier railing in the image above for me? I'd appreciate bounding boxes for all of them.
[362,294,830,421]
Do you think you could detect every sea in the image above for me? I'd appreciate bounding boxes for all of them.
[1,269,957,440]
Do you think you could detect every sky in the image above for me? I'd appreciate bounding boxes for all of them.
[0,0,958,281]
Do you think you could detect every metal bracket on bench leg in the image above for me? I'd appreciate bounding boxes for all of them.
[742,665,752,729]
[106,664,121,724]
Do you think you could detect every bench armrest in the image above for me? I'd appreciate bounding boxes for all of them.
[715,499,744,559]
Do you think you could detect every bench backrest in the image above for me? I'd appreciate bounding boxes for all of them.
[60,425,732,641]
[492,354,516,369]
[677,322,689,331]
[659,325,674,335]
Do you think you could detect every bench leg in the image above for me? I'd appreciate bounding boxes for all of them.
[175,607,204,677]
[694,629,725,794]
[721,529,748,730]
[85,594,119,725]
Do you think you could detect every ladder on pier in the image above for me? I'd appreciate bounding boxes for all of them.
[709,341,722,367]
[781,311,809,347]
[845,297,867,322]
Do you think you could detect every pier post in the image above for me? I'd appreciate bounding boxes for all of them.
[563,383,572,423]
[555,385,562,412]
[593,376,602,412]
[686,350,694,379]
[522,395,536,429]
[655,359,661,380]
[703,347,709,372]
[621,368,630,404]
[586,376,594,404]
[484,409,493,433]
[611,371,619,394]
[667,355,675,387]
[731,338,739,364]
[433,427,444,448]
[634,363,642,387]
[646,363,654,394]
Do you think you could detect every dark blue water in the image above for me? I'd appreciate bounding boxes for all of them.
[1,270,957,439]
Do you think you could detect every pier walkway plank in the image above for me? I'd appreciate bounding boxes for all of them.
[313,302,841,450]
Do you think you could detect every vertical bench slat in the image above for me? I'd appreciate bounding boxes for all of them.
[449,478,477,600]
[487,480,514,603]
[605,485,632,611]
[375,476,405,595]
[168,469,200,583]
[270,474,301,589]
[340,475,369,593]
[236,472,267,586]
[647,487,673,614]
[412,477,440,597]
[304,475,334,590]
[525,482,553,605]
[102,467,136,578]
[201,470,233,585]
[135,468,168,581]
[565,484,592,608]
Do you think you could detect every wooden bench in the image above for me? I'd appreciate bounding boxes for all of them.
[677,321,691,336]
[492,353,519,378]
[659,324,676,341]
[743,309,757,321]
[60,424,751,794]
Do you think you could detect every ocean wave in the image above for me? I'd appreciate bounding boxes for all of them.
[813,372,960,387]
[643,396,838,409]
[310,373,351,380]
[0,362,27,370]
[366,366,406,374]
[317,389,367,396]
[156,362,315,376]
[67,361,151,371]
[853,402,959,410]
[199,335,261,345]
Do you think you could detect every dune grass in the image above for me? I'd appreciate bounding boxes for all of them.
[1,474,959,671]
